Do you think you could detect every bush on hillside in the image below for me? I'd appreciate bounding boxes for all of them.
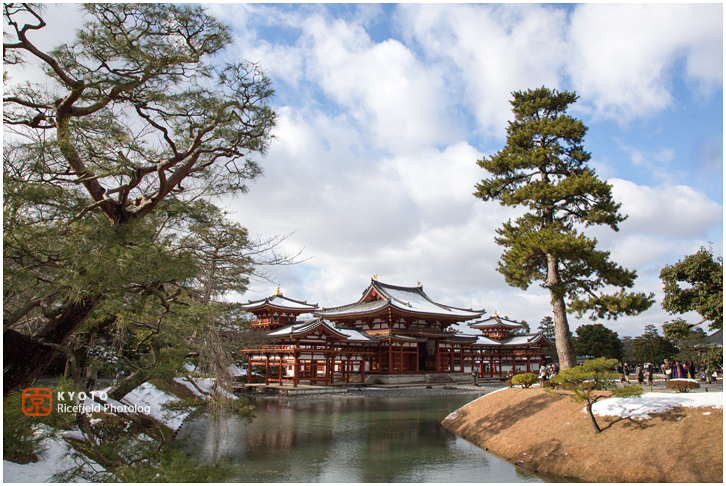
[511,373,539,388]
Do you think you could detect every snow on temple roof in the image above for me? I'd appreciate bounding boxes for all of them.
[317,299,389,316]
[266,318,377,343]
[267,318,345,339]
[240,292,318,312]
[318,279,484,320]
[335,327,377,342]
[468,313,524,329]
[501,333,553,346]
[471,335,503,346]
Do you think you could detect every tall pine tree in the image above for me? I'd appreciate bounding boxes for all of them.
[3,3,276,394]
[475,87,653,369]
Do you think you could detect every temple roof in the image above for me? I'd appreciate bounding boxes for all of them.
[468,314,524,330]
[266,318,347,340]
[318,279,484,320]
[240,293,318,312]
[500,333,553,347]
[471,335,503,346]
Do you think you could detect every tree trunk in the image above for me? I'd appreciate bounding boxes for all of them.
[107,368,155,401]
[586,402,602,433]
[3,295,100,396]
[546,253,577,369]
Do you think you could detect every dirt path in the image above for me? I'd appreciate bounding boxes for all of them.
[442,387,723,482]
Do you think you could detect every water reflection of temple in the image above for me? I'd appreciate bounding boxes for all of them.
[239,278,553,386]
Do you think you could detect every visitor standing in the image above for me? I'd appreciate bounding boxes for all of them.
[644,362,654,386]
[663,359,672,381]
[635,363,644,385]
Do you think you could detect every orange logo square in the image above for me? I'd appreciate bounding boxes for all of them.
[22,388,53,416]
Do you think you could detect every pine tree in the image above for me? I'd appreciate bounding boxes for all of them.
[3,3,276,394]
[475,87,654,369]
[660,246,723,338]
[572,323,624,361]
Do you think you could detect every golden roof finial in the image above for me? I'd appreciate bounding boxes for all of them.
[274,286,282,296]
[493,310,499,317]
[417,281,421,286]
[373,274,378,280]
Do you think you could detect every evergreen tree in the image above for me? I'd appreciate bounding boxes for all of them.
[552,357,642,433]
[630,326,679,364]
[660,246,723,339]
[572,324,624,361]
[3,3,276,394]
[474,87,654,368]
[538,316,556,341]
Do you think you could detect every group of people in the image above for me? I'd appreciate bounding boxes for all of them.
[662,358,717,383]
[617,359,718,385]
[538,362,559,382]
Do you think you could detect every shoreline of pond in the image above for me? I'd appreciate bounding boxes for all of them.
[442,387,723,482]
[236,383,503,400]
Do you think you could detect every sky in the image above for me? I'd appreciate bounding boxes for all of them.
[204,3,723,339]
[8,3,724,340]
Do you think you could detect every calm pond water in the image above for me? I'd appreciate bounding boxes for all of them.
[180,393,547,482]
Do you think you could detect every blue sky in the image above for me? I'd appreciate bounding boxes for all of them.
[23,3,723,339]
[206,3,722,339]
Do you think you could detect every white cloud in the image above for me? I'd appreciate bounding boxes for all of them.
[398,4,569,140]
[567,3,723,121]
[299,15,456,152]
[610,179,722,240]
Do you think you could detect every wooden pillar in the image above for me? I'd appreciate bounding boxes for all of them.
[293,352,299,387]
[278,355,283,385]
[265,354,270,385]
[399,343,404,373]
[415,344,420,373]
[388,340,393,373]
[246,354,253,384]
[325,355,331,386]
[330,354,335,385]
[526,354,531,373]
[360,358,365,383]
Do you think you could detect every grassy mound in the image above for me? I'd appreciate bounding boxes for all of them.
[442,387,722,482]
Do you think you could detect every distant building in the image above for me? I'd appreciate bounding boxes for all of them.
[706,328,723,347]
[239,278,553,386]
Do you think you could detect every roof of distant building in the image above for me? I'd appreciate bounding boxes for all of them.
[240,290,318,312]
[706,328,723,346]
[468,313,524,330]
[318,278,484,320]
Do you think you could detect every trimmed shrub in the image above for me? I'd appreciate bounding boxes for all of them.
[665,379,700,393]
[511,373,539,388]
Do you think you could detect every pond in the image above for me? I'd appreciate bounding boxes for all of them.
[180,392,547,482]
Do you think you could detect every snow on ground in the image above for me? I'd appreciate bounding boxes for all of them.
[121,382,189,429]
[3,434,102,483]
[592,391,723,419]
[174,376,237,400]
[228,364,247,376]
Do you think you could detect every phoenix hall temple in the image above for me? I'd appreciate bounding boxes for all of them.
[240,278,553,387]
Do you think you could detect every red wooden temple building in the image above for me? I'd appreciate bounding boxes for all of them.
[239,279,553,386]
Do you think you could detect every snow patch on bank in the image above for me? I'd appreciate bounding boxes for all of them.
[121,382,189,429]
[592,391,723,419]
[174,376,237,400]
[3,434,101,483]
